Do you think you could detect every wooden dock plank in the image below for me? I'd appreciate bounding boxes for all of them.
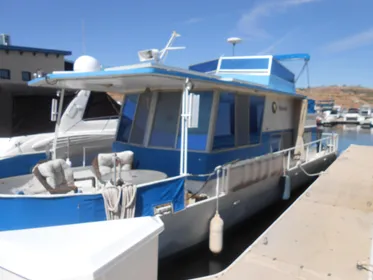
[199,145,373,280]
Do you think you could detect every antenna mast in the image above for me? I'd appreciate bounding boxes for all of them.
[137,31,185,64]
[82,19,86,54]
[227,37,242,56]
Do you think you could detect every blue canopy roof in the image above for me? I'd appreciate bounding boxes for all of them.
[27,63,306,99]
[273,53,310,61]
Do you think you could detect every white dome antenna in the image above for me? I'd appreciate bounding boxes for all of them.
[137,31,185,64]
[73,55,101,72]
[227,37,242,56]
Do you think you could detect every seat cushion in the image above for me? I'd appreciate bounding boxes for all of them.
[98,151,134,176]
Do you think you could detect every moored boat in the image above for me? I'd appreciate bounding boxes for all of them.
[0,32,338,259]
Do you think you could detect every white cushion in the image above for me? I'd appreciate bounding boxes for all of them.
[98,151,134,176]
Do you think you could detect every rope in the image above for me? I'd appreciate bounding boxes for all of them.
[102,182,137,220]
[298,163,326,177]
[356,261,373,272]
[188,159,240,198]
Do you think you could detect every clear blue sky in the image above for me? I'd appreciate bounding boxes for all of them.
[2,0,373,87]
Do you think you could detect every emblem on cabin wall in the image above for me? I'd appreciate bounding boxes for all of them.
[272,102,277,113]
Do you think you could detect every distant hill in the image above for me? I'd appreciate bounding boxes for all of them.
[297,86,373,109]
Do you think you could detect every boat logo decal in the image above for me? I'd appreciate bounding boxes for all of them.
[272,102,277,114]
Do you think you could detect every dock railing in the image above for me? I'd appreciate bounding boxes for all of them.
[274,133,339,170]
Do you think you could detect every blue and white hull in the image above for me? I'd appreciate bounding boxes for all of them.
[0,44,338,260]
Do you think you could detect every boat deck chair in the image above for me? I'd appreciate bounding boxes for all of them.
[32,158,96,194]
[91,151,134,184]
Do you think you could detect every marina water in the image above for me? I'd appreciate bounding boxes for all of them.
[159,124,373,280]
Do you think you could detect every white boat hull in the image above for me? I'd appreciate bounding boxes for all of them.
[159,152,337,259]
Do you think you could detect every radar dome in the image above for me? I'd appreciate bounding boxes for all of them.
[73,55,101,72]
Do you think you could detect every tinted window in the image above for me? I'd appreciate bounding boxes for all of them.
[270,134,282,153]
[348,108,359,113]
[129,90,152,145]
[149,92,181,148]
[0,69,10,80]
[22,71,31,81]
[235,94,249,146]
[82,92,120,120]
[177,91,213,151]
[249,95,265,144]
[116,94,138,142]
[11,94,75,136]
[213,92,235,150]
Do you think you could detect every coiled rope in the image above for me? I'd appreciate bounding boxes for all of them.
[102,181,137,220]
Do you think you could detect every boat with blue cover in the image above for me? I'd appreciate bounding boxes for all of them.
[0,32,338,259]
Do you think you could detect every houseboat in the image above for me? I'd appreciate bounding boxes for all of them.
[0,33,338,259]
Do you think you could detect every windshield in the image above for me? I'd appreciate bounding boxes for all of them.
[331,110,339,114]
[348,108,359,114]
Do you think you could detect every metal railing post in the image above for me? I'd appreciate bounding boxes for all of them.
[83,147,86,167]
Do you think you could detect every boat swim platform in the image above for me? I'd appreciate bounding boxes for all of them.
[192,144,373,280]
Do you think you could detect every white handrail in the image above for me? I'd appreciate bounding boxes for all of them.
[273,134,338,171]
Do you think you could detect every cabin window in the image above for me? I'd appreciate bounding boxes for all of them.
[149,92,181,148]
[21,71,31,81]
[0,69,10,80]
[235,94,249,146]
[281,130,293,150]
[129,90,152,145]
[213,92,235,150]
[176,91,213,151]
[117,94,139,142]
[249,95,265,144]
[270,134,282,153]
[82,91,120,120]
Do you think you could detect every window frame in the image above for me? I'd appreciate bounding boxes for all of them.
[21,71,31,82]
[116,88,269,154]
[248,94,266,146]
[0,69,11,80]
[147,90,183,149]
[209,91,266,153]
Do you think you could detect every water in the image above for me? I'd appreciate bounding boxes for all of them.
[158,125,373,280]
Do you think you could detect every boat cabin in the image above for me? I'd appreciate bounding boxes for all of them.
[29,56,306,178]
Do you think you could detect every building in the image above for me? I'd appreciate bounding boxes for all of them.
[0,34,72,83]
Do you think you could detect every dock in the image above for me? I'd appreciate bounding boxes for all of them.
[193,144,373,280]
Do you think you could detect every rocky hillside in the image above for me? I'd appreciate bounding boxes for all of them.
[297,86,373,109]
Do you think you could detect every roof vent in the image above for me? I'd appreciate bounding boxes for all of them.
[0,34,11,46]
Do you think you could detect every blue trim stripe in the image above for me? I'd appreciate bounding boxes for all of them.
[0,153,47,179]
[112,129,295,178]
[0,45,71,55]
[273,53,310,61]
[189,59,219,73]
[28,66,306,99]
[0,177,185,231]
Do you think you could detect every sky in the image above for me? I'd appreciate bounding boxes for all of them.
[1,0,373,87]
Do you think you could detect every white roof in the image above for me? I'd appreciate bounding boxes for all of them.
[0,217,164,280]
